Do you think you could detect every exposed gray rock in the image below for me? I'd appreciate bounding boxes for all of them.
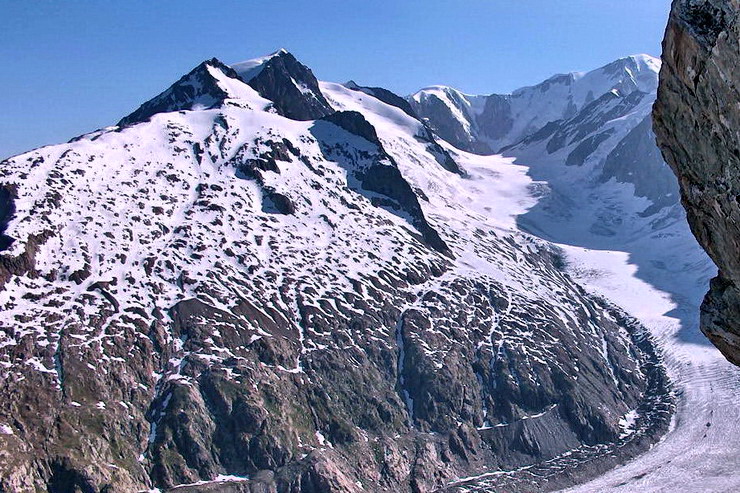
[475,94,514,142]
[654,0,740,365]
[0,184,17,250]
[245,51,333,121]
[409,88,491,154]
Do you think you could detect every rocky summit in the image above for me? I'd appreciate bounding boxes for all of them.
[0,50,675,492]
[654,0,740,366]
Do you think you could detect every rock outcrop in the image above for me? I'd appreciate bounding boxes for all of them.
[653,0,740,365]
[239,49,333,121]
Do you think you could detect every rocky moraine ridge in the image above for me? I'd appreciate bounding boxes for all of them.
[654,0,740,366]
[0,50,673,492]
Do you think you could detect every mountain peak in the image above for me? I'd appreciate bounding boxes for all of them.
[231,48,294,82]
[594,53,661,96]
[234,49,333,120]
[412,85,466,98]
[542,55,661,86]
[628,53,660,63]
[605,53,662,74]
[117,48,332,128]
[117,57,256,127]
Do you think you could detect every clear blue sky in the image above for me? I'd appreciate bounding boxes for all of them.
[1,0,671,159]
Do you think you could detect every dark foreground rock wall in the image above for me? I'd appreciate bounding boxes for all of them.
[654,0,740,365]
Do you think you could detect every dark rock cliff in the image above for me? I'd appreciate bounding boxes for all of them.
[246,51,333,121]
[654,0,740,365]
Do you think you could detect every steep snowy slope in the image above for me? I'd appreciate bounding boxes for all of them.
[0,52,671,492]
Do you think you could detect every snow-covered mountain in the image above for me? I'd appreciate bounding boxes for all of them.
[0,50,679,493]
[415,55,733,493]
[411,55,660,154]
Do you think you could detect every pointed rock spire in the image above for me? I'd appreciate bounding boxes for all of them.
[234,49,333,121]
[118,58,247,127]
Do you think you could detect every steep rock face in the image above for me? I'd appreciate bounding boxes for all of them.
[0,185,16,250]
[654,0,740,365]
[0,52,674,493]
[476,94,514,143]
[234,50,333,121]
[409,87,492,154]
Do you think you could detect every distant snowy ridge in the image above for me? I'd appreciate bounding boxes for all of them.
[410,54,661,154]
